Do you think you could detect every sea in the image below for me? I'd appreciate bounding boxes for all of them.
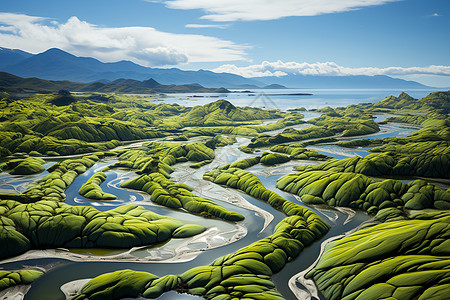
[150,88,443,110]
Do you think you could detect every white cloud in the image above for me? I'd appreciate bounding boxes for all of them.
[431,13,442,17]
[185,24,229,29]
[154,0,399,22]
[0,12,247,66]
[212,61,450,78]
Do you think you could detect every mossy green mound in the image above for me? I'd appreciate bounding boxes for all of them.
[0,270,44,292]
[238,145,256,153]
[0,215,31,258]
[78,172,117,200]
[306,211,450,300]
[372,91,450,114]
[19,155,100,203]
[173,224,207,238]
[75,169,328,300]
[270,144,330,160]
[122,173,244,221]
[308,114,380,137]
[247,111,379,148]
[277,170,450,213]
[0,200,204,259]
[110,142,215,172]
[0,157,45,175]
[248,126,335,148]
[228,157,261,170]
[73,270,183,300]
[204,135,237,149]
[73,269,159,300]
[160,99,281,128]
[294,151,450,179]
[12,136,122,156]
[259,152,291,166]
[183,113,305,139]
[190,160,213,169]
[339,116,449,151]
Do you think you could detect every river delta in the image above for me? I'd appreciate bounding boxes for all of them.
[0,90,449,300]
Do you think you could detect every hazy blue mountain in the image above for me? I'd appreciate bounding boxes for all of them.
[0,47,34,67]
[1,48,265,88]
[255,74,430,89]
[263,84,287,89]
[0,47,431,89]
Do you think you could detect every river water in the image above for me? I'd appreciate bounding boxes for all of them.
[0,89,441,300]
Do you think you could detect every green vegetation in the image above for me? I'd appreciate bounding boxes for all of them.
[277,170,450,214]
[204,135,237,149]
[79,172,116,200]
[247,109,379,148]
[160,100,281,129]
[270,144,330,160]
[0,269,44,292]
[0,155,99,204]
[259,152,291,165]
[105,141,215,174]
[0,200,204,259]
[74,161,329,300]
[121,173,244,221]
[0,157,45,175]
[1,90,450,300]
[308,112,379,137]
[0,72,230,94]
[372,91,450,114]
[248,126,335,148]
[306,210,450,300]
[182,112,305,138]
[293,151,450,179]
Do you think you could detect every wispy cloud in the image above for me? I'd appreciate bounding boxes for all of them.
[0,12,247,66]
[152,0,400,22]
[212,61,450,78]
[430,13,442,17]
[185,24,229,29]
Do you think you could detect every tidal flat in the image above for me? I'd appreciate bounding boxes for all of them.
[0,90,449,300]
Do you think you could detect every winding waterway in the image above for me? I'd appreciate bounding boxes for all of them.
[0,88,442,300]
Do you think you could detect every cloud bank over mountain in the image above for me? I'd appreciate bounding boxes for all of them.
[0,12,247,67]
[213,61,450,78]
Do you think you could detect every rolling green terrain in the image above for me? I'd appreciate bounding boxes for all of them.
[0,90,449,299]
[0,71,230,94]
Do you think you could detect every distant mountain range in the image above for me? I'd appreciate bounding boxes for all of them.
[0,47,431,89]
[0,72,229,94]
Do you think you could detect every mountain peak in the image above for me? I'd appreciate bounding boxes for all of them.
[142,78,160,88]
[398,92,415,100]
[40,48,75,57]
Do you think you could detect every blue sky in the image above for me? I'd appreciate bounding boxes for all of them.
[1,0,449,86]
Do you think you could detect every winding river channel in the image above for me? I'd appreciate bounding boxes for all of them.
[0,89,445,300]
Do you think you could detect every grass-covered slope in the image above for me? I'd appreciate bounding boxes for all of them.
[79,172,116,200]
[293,151,450,179]
[277,170,450,214]
[74,161,329,300]
[0,269,44,292]
[306,210,450,300]
[247,110,379,148]
[161,100,281,128]
[0,201,205,259]
[121,173,244,221]
[0,157,45,175]
[372,91,450,114]
[0,155,99,204]
[270,144,331,161]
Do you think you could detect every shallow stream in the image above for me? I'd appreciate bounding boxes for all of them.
[0,114,433,300]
